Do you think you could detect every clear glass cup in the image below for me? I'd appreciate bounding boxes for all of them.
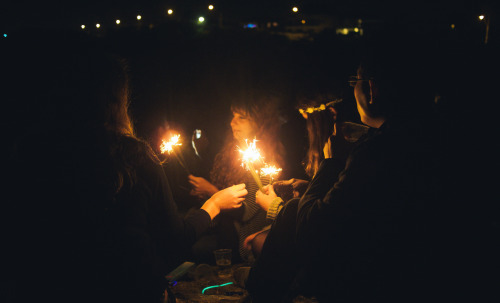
[213,249,232,279]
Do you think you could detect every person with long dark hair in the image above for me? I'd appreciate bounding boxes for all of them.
[293,39,441,302]
[188,91,287,263]
[241,94,359,302]
[4,34,247,303]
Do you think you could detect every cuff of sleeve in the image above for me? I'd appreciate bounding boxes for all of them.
[266,197,284,220]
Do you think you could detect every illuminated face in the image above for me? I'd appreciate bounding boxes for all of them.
[230,111,255,141]
[353,66,372,125]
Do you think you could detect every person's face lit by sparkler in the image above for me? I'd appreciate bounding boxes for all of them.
[230,111,256,142]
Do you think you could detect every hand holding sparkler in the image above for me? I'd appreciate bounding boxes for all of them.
[201,183,248,219]
[255,184,278,211]
[188,175,219,199]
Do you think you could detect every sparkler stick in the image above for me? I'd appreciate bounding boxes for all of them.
[160,134,190,175]
[247,162,263,190]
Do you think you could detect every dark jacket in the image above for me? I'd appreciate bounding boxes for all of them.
[8,134,211,303]
[296,115,439,302]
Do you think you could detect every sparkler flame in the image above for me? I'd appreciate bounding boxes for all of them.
[160,134,182,154]
[238,139,263,170]
[260,164,282,179]
[238,138,265,190]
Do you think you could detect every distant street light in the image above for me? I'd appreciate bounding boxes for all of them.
[116,19,121,25]
[81,25,85,29]
[167,9,173,15]
[137,15,142,20]
[96,23,101,28]
[198,16,205,23]
[301,19,306,24]
[208,5,214,10]
[292,7,298,13]
[478,15,490,44]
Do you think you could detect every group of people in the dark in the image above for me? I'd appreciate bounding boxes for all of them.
[3,26,497,303]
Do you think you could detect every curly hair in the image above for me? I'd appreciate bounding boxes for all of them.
[210,92,285,190]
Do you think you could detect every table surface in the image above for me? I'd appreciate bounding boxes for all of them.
[169,263,319,302]
[169,264,249,303]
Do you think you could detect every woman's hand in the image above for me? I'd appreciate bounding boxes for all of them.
[188,175,219,199]
[202,184,247,219]
[290,179,309,198]
[273,178,309,198]
[255,185,277,211]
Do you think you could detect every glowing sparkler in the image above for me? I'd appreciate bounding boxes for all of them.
[238,139,264,191]
[160,134,190,174]
[160,134,181,154]
[260,164,282,184]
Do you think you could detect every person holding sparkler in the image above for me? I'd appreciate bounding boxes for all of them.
[188,92,287,263]
[5,40,248,303]
[240,94,359,302]
[247,40,441,302]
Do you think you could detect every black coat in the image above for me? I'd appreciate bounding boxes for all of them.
[296,115,440,302]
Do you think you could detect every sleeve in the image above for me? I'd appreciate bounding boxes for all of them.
[147,163,211,262]
[266,197,284,220]
[223,176,270,223]
[296,155,363,245]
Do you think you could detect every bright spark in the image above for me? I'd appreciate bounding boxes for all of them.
[160,134,182,154]
[260,164,282,179]
[238,139,262,170]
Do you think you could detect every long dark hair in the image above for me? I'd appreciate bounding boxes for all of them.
[7,34,157,200]
[210,91,285,189]
[298,97,337,178]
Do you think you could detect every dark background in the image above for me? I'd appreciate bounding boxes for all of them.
[1,2,498,295]
[1,0,498,178]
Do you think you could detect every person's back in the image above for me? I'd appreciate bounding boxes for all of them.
[296,115,438,302]
[294,37,441,302]
[5,33,248,303]
[12,133,172,302]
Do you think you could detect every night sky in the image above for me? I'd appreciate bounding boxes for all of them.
[1,0,496,31]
